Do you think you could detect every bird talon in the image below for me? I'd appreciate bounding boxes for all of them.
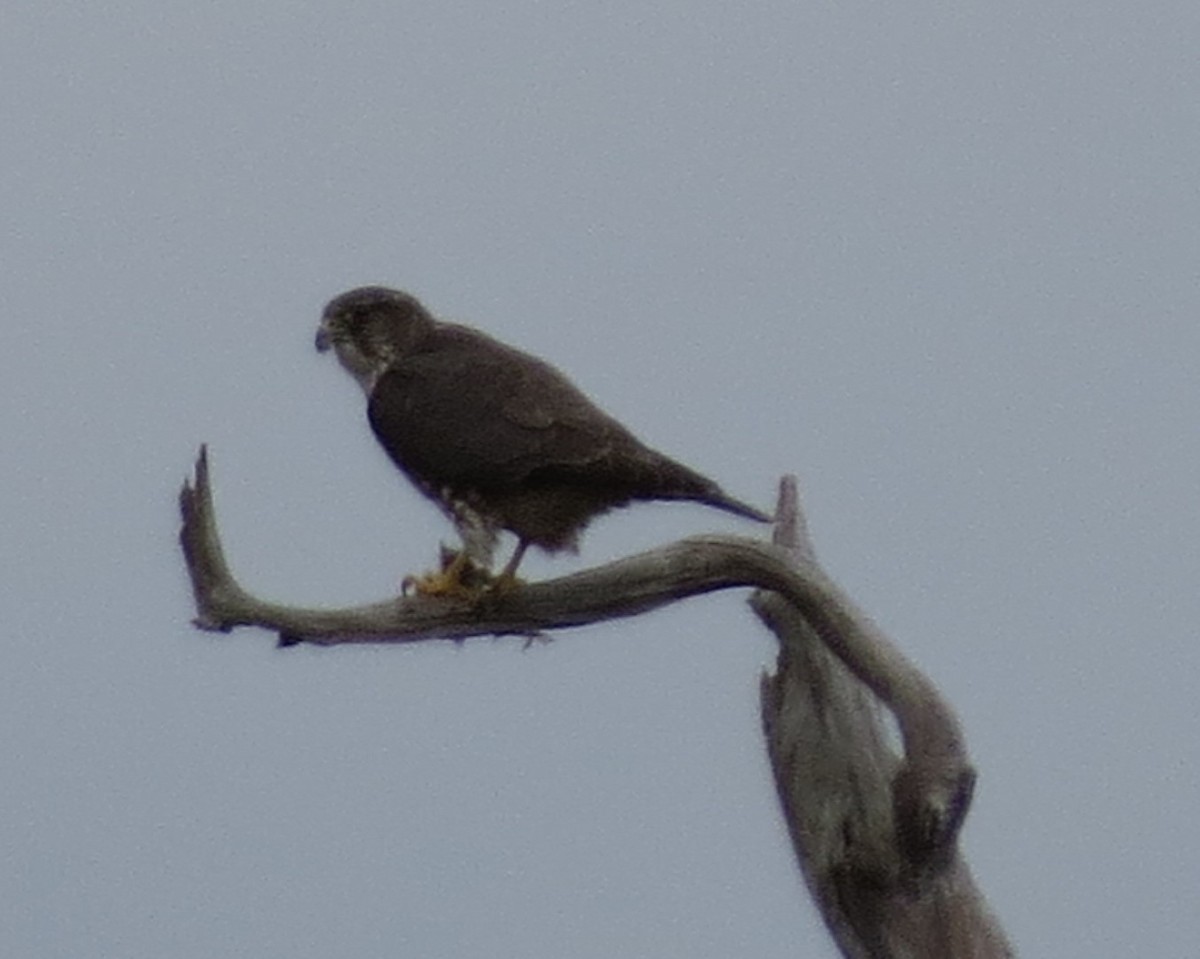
[485,570,524,596]
[402,549,490,600]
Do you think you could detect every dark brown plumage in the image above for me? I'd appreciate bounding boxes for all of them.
[316,286,769,589]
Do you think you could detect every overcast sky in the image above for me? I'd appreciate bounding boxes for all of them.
[4,2,1198,956]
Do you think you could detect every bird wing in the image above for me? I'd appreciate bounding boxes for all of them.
[367,326,641,491]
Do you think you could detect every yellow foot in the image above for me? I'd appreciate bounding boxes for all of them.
[485,568,524,597]
[401,548,491,599]
[479,540,529,599]
[456,568,525,612]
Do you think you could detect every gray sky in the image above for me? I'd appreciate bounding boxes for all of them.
[4,2,1198,956]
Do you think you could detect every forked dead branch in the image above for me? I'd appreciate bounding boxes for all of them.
[178,446,1013,958]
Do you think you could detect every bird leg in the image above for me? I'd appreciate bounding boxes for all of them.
[487,540,530,595]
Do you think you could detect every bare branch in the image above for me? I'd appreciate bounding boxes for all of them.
[756,477,1014,958]
[178,447,1012,957]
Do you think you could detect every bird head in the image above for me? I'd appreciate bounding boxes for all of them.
[316,286,436,395]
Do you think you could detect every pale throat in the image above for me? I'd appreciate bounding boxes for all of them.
[334,342,387,397]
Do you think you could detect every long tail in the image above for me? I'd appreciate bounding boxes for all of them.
[691,485,773,523]
[654,461,773,523]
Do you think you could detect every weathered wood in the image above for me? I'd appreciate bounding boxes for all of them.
[178,447,1013,956]
[756,477,1014,957]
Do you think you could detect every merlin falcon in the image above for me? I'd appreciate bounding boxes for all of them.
[316,286,770,594]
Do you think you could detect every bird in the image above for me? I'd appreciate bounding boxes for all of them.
[315,286,770,596]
